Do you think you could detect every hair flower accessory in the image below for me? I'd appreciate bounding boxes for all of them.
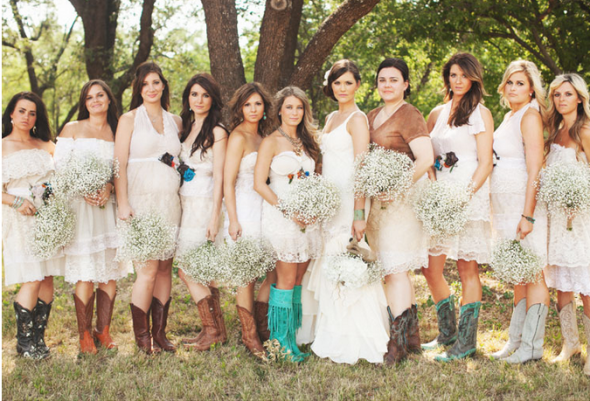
[323,69,331,87]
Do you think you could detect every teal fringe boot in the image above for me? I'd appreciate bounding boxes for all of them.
[268,284,309,362]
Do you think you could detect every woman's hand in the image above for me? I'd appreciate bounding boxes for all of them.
[85,183,112,207]
[206,217,219,242]
[291,213,307,229]
[117,202,134,221]
[352,220,366,242]
[228,220,242,241]
[17,198,37,216]
[516,217,534,240]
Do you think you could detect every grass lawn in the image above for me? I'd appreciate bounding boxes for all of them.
[2,262,589,400]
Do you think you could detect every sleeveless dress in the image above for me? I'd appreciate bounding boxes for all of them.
[366,105,430,275]
[544,144,590,296]
[261,151,322,262]
[490,100,547,264]
[2,149,64,285]
[125,104,181,261]
[309,111,389,365]
[54,138,132,283]
[429,101,491,263]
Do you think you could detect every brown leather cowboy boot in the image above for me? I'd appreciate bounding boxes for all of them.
[130,303,159,354]
[94,289,117,349]
[254,301,271,343]
[236,305,265,358]
[406,304,422,354]
[209,287,227,343]
[384,307,409,365]
[185,295,224,351]
[151,297,176,352]
[73,293,97,355]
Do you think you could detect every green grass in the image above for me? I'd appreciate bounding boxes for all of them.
[2,263,589,400]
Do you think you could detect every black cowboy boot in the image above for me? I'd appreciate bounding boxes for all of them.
[421,295,457,350]
[33,298,52,358]
[435,301,481,361]
[14,302,45,359]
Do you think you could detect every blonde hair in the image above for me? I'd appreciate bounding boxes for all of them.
[497,60,546,114]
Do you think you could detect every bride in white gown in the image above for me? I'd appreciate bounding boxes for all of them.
[309,60,389,364]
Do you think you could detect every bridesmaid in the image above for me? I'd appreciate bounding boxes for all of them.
[543,73,590,376]
[254,86,322,362]
[114,61,182,354]
[489,60,549,363]
[421,53,494,361]
[56,80,131,354]
[365,58,434,364]
[2,92,62,359]
[223,82,276,358]
[176,74,228,351]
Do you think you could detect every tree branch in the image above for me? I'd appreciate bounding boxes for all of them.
[9,0,40,94]
[58,102,80,134]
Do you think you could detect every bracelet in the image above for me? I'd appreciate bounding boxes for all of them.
[521,214,535,224]
[353,209,365,221]
[12,196,23,209]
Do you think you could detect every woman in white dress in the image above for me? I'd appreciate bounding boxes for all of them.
[2,92,62,359]
[56,80,131,354]
[311,59,389,365]
[114,62,182,354]
[254,86,322,362]
[421,53,494,361]
[365,58,434,364]
[223,82,276,358]
[489,61,549,364]
[175,73,228,352]
[543,73,590,376]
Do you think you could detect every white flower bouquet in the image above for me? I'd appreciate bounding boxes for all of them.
[324,252,384,290]
[221,237,275,288]
[116,212,176,267]
[353,143,414,201]
[413,180,472,238]
[490,239,544,284]
[29,196,76,259]
[54,153,119,198]
[176,240,225,285]
[537,161,590,230]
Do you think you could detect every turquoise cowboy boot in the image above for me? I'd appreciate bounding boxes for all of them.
[435,301,481,362]
[422,295,458,350]
[268,284,308,362]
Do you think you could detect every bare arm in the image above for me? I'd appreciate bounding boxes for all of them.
[408,137,434,182]
[223,132,246,241]
[253,135,279,206]
[348,112,370,241]
[471,106,494,193]
[207,127,228,241]
[581,123,590,163]
[426,106,444,181]
[113,112,135,220]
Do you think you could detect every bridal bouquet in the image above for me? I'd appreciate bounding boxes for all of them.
[277,172,340,228]
[221,237,275,287]
[116,212,176,267]
[353,143,414,201]
[53,153,118,198]
[537,161,590,230]
[490,239,544,285]
[29,196,76,259]
[413,180,472,238]
[176,240,226,285]
[324,253,384,290]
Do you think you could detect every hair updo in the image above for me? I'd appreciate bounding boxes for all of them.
[323,59,361,101]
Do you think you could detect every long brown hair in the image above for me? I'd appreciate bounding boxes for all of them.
[275,86,321,163]
[442,52,488,127]
[129,61,170,111]
[227,82,274,136]
[2,92,52,141]
[77,79,119,135]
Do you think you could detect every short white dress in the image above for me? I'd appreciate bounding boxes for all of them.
[490,100,547,265]
[2,149,64,285]
[544,144,590,296]
[429,101,492,263]
[125,104,181,261]
[261,151,322,263]
[54,138,131,283]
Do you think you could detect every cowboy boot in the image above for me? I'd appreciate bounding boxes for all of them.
[184,295,224,351]
[551,301,581,363]
[422,295,457,350]
[384,307,409,365]
[94,289,117,349]
[14,302,45,359]
[236,305,265,358]
[151,297,176,352]
[435,301,481,362]
[293,285,303,331]
[504,303,548,364]
[33,298,52,358]
[491,298,527,359]
[130,303,158,354]
[254,301,271,343]
[406,304,422,354]
[73,293,97,355]
[268,284,307,362]
[209,287,227,343]
[583,313,590,376]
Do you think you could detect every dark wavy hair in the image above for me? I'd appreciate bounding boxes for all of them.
[2,92,52,141]
[180,73,227,158]
[129,61,170,111]
[323,59,361,102]
[376,58,411,99]
[77,79,119,135]
[227,82,274,136]
[442,52,488,127]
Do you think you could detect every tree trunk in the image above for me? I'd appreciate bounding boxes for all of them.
[8,0,40,95]
[278,0,304,89]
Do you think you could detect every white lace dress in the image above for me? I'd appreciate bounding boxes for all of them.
[309,111,389,365]
[2,149,64,285]
[544,144,590,296]
[261,151,322,263]
[54,138,132,283]
[490,100,547,264]
[429,101,491,263]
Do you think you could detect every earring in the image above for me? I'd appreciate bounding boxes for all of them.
[529,93,533,97]
[10,119,13,124]
[33,126,37,133]
[263,112,267,121]
[189,107,192,111]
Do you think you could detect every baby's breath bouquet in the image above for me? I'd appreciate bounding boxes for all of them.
[353,143,414,201]
[54,153,119,198]
[116,212,176,267]
[221,237,275,287]
[413,180,472,238]
[277,173,340,229]
[176,240,225,285]
[324,253,384,290]
[490,239,544,284]
[537,161,590,230]
[29,197,76,259]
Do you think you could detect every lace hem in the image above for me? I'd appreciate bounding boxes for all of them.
[545,265,590,296]
[379,252,428,275]
[63,249,132,283]
[428,219,491,263]
[64,233,118,255]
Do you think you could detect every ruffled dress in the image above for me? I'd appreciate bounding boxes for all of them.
[544,144,590,296]
[2,149,64,285]
[429,101,491,263]
[490,100,547,264]
[54,138,132,283]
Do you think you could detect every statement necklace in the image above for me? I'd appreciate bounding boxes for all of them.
[278,126,303,156]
